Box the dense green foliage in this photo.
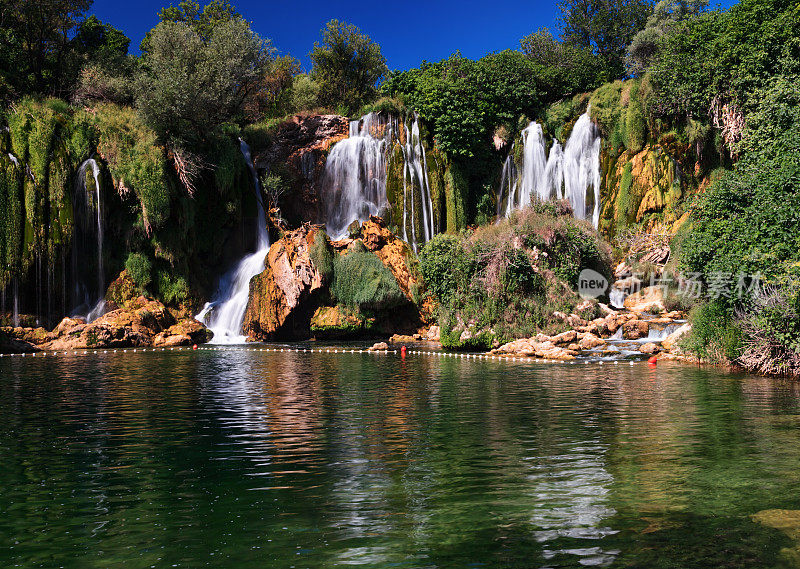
[625,0,708,76]
[382,51,542,159]
[331,249,406,311]
[648,0,800,125]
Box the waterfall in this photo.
[320,112,437,251]
[498,124,563,218]
[498,111,602,227]
[321,113,390,239]
[400,114,435,252]
[72,158,106,321]
[195,139,270,344]
[563,113,602,228]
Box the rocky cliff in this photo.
[251,114,349,229]
[242,218,426,342]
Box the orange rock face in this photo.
[243,226,327,341]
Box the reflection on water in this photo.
[1,351,800,568]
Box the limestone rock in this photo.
[368,342,389,351]
[254,114,349,226]
[153,319,211,347]
[361,217,421,304]
[492,338,576,360]
[579,333,606,350]
[390,334,416,344]
[624,285,667,313]
[661,323,691,353]
[41,297,205,350]
[639,342,660,355]
[623,319,650,340]
[310,305,371,339]
[552,330,577,345]
[243,226,327,341]
[0,328,39,353]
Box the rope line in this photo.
[0,345,636,365]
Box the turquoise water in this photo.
[2,348,800,568]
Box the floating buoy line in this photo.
[0,345,642,365]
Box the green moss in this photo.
[616,161,636,227]
[385,142,404,230]
[444,158,467,232]
[308,230,334,283]
[93,104,172,231]
[155,268,191,307]
[212,134,241,196]
[625,83,646,153]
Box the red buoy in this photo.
[401,345,407,358]
[193,344,198,350]
[648,355,658,365]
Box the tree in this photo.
[135,18,275,145]
[558,0,655,79]
[140,0,240,53]
[310,20,388,115]
[520,28,604,98]
[242,55,302,121]
[290,74,321,112]
[625,0,708,76]
[73,14,130,60]
[0,0,92,99]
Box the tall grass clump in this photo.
[331,250,406,310]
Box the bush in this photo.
[418,234,463,303]
[421,205,611,348]
[331,251,406,310]
[681,300,742,363]
[155,269,191,307]
[125,252,153,291]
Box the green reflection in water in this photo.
[0,352,798,568]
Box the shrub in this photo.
[155,269,191,307]
[681,300,742,363]
[418,234,463,303]
[125,252,153,291]
[331,251,406,310]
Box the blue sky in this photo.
[90,0,563,71]
[91,0,735,72]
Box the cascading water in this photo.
[321,113,390,239]
[563,113,602,227]
[195,139,270,344]
[320,112,437,251]
[400,114,435,252]
[498,125,564,218]
[497,111,602,227]
[72,158,106,321]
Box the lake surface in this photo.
[2,347,800,568]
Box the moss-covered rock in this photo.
[310,304,375,339]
